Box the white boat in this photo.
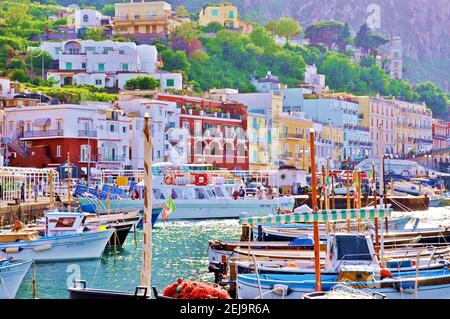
[0,259,32,299]
[77,166,295,220]
[0,212,113,262]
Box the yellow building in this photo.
[316,124,344,168]
[114,1,186,36]
[274,113,314,171]
[248,112,271,170]
[199,2,239,29]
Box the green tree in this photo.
[82,28,107,41]
[274,17,301,43]
[161,50,191,72]
[354,23,389,55]
[414,82,449,115]
[264,21,277,37]
[175,5,189,17]
[101,4,115,17]
[304,21,351,52]
[124,76,161,90]
[201,22,225,33]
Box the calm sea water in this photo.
[15,206,450,299]
[16,219,241,299]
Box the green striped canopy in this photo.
[239,208,392,225]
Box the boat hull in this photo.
[78,198,295,220]
[0,230,113,262]
[237,271,450,299]
[0,260,32,299]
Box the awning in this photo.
[239,208,392,225]
[33,118,50,127]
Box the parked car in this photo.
[14,93,51,103]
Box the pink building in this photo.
[368,96,395,155]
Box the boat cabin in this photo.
[325,233,380,272]
[44,212,89,236]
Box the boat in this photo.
[0,259,32,299]
[76,164,295,220]
[0,212,113,262]
[236,233,450,299]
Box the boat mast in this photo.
[67,152,71,212]
[309,128,321,292]
[140,113,153,297]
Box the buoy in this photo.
[380,268,393,279]
[4,247,22,253]
[33,244,51,252]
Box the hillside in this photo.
[51,0,449,89]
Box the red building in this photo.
[156,94,249,170]
[432,118,449,150]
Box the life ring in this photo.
[164,174,174,185]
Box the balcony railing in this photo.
[78,130,97,138]
[98,154,127,162]
[23,130,64,138]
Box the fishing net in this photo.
[162,278,231,299]
[325,283,376,299]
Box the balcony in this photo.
[286,133,304,140]
[78,130,97,138]
[97,154,127,162]
[23,130,64,138]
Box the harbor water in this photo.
[16,206,450,299]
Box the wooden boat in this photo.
[68,280,148,299]
[236,233,450,299]
[0,259,32,299]
[0,212,113,262]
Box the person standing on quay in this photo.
[33,181,39,202]
[20,182,25,203]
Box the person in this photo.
[134,189,140,200]
[12,217,23,232]
[232,189,239,200]
[171,189,178,199]
[267,187,273,199]
[238,187,245,199]
[20,182,25,203]
[33,181,39,202]
[257,187,263,200]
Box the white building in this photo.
[36,40,182,90]
[117,98,185,169]
[304,65,326,92]
[71,9,112,32]
[2,103,131,171]
[0,78,17,98]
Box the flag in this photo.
[162,197,176,221]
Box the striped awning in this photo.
[33,118,50,127]
[239,208,392,225]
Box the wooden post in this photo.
[309,129,321,292]
[49,171,54,210]
[32,260,36,299]
[326,157,330,210]
[107,185,111,217]
[67,153,71,211]
[140,113,153,297]
[331,175,335,210]
[372,163,380,258]
[357,170,362,233]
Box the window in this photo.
[81,144,90,162]
[55,217,76,228]
[83,15,89,23]
[98,63,105,72]
[166,79,174,87]
[56,145,61,157]
[229,10,234,18]
[211,9,219,16]
[95,79,103,86]
[183,121,190,129]
[253,117,257,129]
[65,62,72,70]
[81,63,86,69]
[26,123,31,132]
[122,126,126,133]
[121,63,128,71]
[56,120,62,131]
[55,48,62,55]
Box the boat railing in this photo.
[80,193,107,214]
